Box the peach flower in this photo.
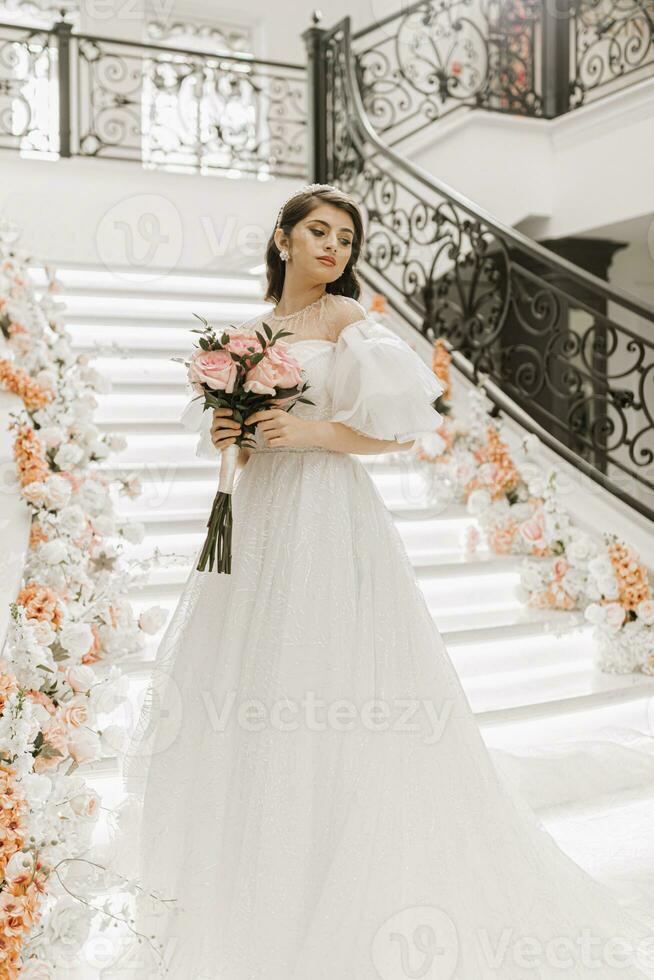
[16,583,63,629]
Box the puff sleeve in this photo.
[179,390,219,460]
[326,317,445,443]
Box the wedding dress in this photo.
[121,291,654,979]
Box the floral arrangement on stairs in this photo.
[585,535,654,674]
[402,326,654,675]
[0,222,168,977]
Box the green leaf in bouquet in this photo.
[294,396,316,405]
[262,321,272,340]
[255,330,268,348]
[192,312,210,328]
[199,338,211,350]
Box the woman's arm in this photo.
[242,407,415,456]
[312,420,415,455]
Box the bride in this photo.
[122,184,654,979]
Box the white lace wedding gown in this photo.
[122,292,654,980]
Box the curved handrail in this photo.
[323,15,654,520]
[331,16,654,322]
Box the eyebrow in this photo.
[308,218,354,236]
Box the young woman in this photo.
[124,184,654,979]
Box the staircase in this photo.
[46,263,654,972]
[53,262,654,739]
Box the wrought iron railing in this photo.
[307,15,654,520]
[0,19,307,176]
[349,0,654,147]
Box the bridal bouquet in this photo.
[184,315,314,574]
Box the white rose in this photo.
[584,603,606,625]
[589,557,613,580]
[38,425,64,449]
[597,577,619,599]
[22,481,48,506]
[106,434,128,453]
[566,535,593,562]
[30,619,55,647]
[45,896,92,949]
[78,479,108,515]
[121,521,145,544]
[17,960,52,980]
[89,439,111,460]
[65,664,96,693]
[466,488,491,516]
[520,564,544,592]
[5,849,35,881]
[69,788,100,819]
[59,621,93,658]
[56,504,86,537]
[604,603,626,629]
[19,772,52,804]
[39,539,68,565]
[138,606,168,635]
[93,514,116,537]
[67,728,101,764]
[44,474,72,509]
[73,422,99,445]
[35,369,57,389]
[54,442,84,470]
[636,599,654,625]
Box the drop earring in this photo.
[279,248,289,261]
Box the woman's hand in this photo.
[210,407,242,450]
[243,406,316,449]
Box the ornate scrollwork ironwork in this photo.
[351,0,543,146]
[570,0,654,107]
[0,23,56,152]
[325,18,654,512]
[75,35,307,176]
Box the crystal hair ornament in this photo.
[275,183,342,228]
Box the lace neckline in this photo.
[271,293,326,321]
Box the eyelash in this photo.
[311,228,352,247]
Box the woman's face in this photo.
[276,202,356,285]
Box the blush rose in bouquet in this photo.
[184,315,314,574]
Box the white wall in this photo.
[404,78,654,237]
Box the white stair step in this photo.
[92,356,186,389]
[63,293,268,324]
[30,264,263,298]
[95,392,188,423]
[69,322,193,354]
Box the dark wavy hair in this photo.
[264,186,365,304]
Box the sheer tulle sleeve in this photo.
[179,389,219,460]
[326,316,445,443]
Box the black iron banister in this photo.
[359,266,654,526]
[318,15,654,521]
[335,15,654,322]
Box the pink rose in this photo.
[519,512,546,547]
[189,349,238,392]
[604,603,626,628]
[226,334,263,366]
[243,343,303,396]
[61,696,88,728]
[553,558,569,579]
